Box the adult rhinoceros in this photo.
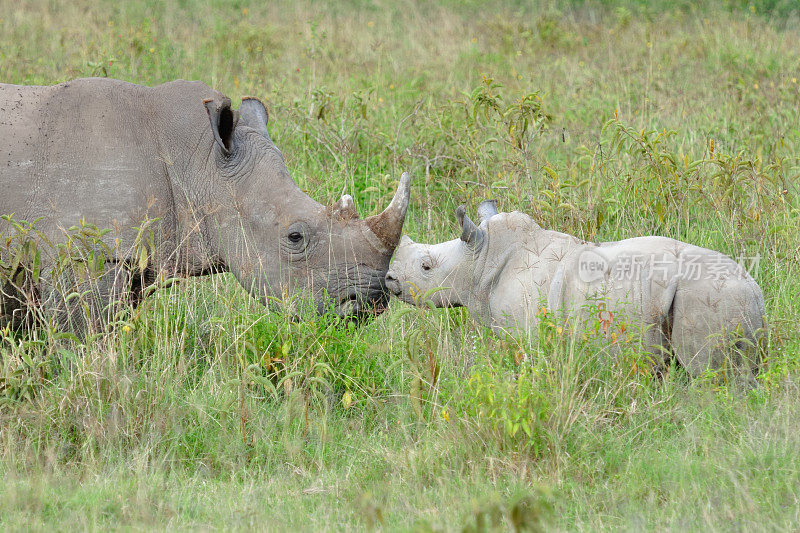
[0,77,410,331]
[385,201,765,377]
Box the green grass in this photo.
[2,0,800,530]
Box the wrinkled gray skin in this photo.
[386,202,765,376]
[0,78,410,332]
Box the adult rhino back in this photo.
[1,78,183,257]
[0,78,411,332]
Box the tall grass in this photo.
[1,0,800,529]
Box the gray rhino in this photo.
[0,78,410,331]
[386,201,765,376]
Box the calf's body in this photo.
[386,204,765,376]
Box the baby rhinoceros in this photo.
[385,201,766,377]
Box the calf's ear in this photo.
[477,199,498,223]
[456,205,485,250]
[204,97,239,154]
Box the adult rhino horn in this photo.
[456,205,484,249]
[332,194,359,220]
[365,172,411,249]
[477,199,498,223]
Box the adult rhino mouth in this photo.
[329,273,390,320]
[333,285,389,319]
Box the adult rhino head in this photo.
[198,95,411,318]
[0,78,410,328]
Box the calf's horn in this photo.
[365,172,411,248]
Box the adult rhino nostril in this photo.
[386,271,397,282]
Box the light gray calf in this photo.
[386,202,765,377]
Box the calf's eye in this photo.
[288,232,304,243]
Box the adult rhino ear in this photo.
[239,97,270,137]
[477,199,498,223]
[204,97,239,154]
[456,205,485,250]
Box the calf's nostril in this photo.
[385,271,397,282]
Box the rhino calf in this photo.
[386,201,765,376]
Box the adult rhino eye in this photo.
[421,262,431,272]
[283,222,311,258]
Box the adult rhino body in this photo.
[386,202,765,377]
[0,77,410,331]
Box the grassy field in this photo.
[2,0,800,530]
